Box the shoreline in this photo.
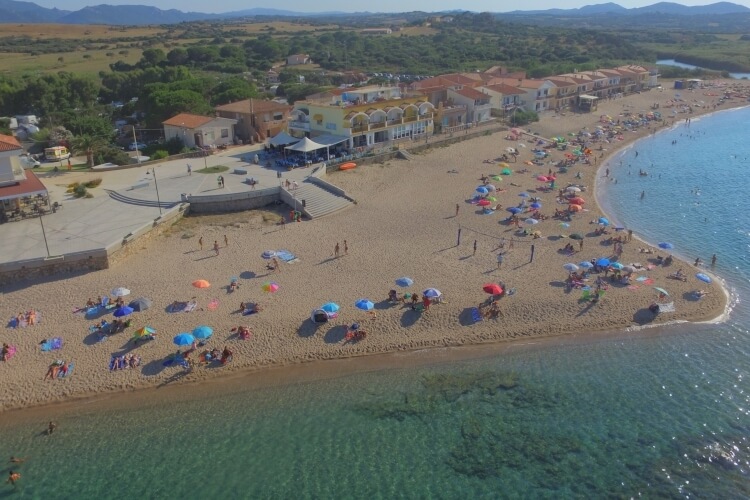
[0,80,745,415]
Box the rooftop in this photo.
[162,113,214,129]
[0,133,22,152]
[0,170,47,202]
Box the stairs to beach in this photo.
[288,181,354,219]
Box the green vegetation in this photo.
[196,165,229,174]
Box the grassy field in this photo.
[0,23,169,40]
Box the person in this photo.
[221,346,233,364]
[2,343,11,361]
[292,181,299,190]
[229,280,238,292]
[640,190,645,200]
[334,242,340,258]
[44,362,63,380]
[388,290,399,303]
[280,216,285,229]
[6,471,20,487]
[9,457,26,464]
[530,244,535,263]
[422,294,431,311]
[47,421,57,435]
[711,254,717,267]
[578,239,584,251]
[198,237,203,251]
[213,241,220,256]
[224,234,228,247]
[187,164,192,176]
[344,240,348,255]
[496,252,504,269]
[694,257,702,267]
[270,257,280,273]
[455,203,460,217]
[86,297,95,308]
[473,240,477,256]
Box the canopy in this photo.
[309,134,349,147]
[111,287,131,297]
[311,309,330,324]
[285,137,325,153]
[268,131,300,146]
[128,297,152,312]
[396,277,414,287]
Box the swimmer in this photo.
[9,457,27,463]
[6,471,21,487]
[47,421,57,435]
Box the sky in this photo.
[32,0,750,14]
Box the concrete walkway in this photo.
[0,145,312,264]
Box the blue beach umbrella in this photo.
[423,288,442,298]
[611,262,624,270]
[525,218,539,225]
[192,326,213,339]
[173,333,195,346]
[530,202,542,209]
[518,192,529,198]
[696,273,712,284]
[563,263,579,272]
[113,306,134,317]
[476,186,489,195]
[658,242,674,250]
[579,261,594,269]
[596,258,611,267]
[321,302,340,313]
[598,217,610,226]
[507,207,522,214]
[355,299,374,311]
[395,277,414,288]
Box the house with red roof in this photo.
[162,113,238,149]
[0,134,51,223]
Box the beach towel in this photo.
[2,345,16,361]
[636,276,648,282]
[470,307,483,324]
[627,285,640,291]
[658,302,675,313]
[41,337,63,352]
[643,278,655,285]
[58,362,74,378]
[184,301,198,312]
[207,298,219,311]
[276,250,298,263]
[168,302,187,313]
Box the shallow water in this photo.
[2,107,750,498]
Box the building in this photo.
[0,134,50,223]
[361,28,392,35]
[215,99,292,143]
[162,113,237,149]
[479,83,525,115]
[287,54,311,66]
[447,87,492,123]
[288,85,435,149]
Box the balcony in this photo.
[288,120,310,131]
[370,121,386,130]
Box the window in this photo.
[325,122,337,130]
[221,129,229,138]
[273,113,283,121]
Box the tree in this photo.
[71,134,107,168]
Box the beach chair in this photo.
[470,307,483,324]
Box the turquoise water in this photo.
[3,108,750,498]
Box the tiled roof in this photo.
[215,99,291,114]
[0,133,22,152]
[162,113,214,128]
[483,83,525,95]
[0,170,47,202]
[454,87,489,100]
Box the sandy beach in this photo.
[1,79,746,412]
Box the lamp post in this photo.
[132,126,141,164]
[149,168,162,215]
[39,213,51,258]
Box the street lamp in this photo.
[39,213,51,258]
[149,168,163,215]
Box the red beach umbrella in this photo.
[483,283,503,295]
[477,199,492,207]
[569,197,586,205]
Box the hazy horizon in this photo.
[30,0,750,14]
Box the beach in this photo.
[1,80,744,412]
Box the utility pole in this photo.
[132,126,141,164]
[150,169,162,215]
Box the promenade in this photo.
[0,145,310,264]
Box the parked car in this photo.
[128,142,147,151]
[19,154,41,168]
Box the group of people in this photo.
[43,360,70,380]
[110,354,141,371]
[197,346,233,365]
[12,309,37,327]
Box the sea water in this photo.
[2,107,750,498]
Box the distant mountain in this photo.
[0,1,748,25]
[506,1,749,16]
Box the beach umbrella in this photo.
[492,175,502,181]
[563,263,579,272]
[611,262,624,270]
[128,297,152,312]
[596,258,610,267]
[173,333,195,346]
[477,199,492,207]
[579,261,594,269]
[568,204,583,212]
[598,217,610,226]
[396,277,414,288]
[483,283,503,295]
[321,302,340,313]
[658,242,674,250]
[622,265,636,274]
[498,162,510,168]
[530,202,542,209]
[518,192,529,198]
[486,184,497,192]
[569,197,585,205]
[132,326,156,339]
[230,276,239,283]
[111,287,131,297]
[487,196,497,202]
[262,282,279,293]
[355,299,374,311]
[476,186,489,195]
[654,287,670,297]
[569,233,583,240]
[261,250,277,259]
[566,186,581,193]
[502,168,512,175]
[423,288,442,298]
[525,218,539,225]
[113,306,134,317]
[192,279,211,289]
[537,175,548,182]
[696,273,712,284]
[192,325,213,340]
[507,207,522,214]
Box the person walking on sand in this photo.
[529,244,535,264]
[187,164,192,176]
[224,235,228,247]
[473,240,477,256]
[213,241,220,256]
[344,240,348,255]
[455,203,460,217]
[334,242,340,258]
[497,252,504,269]
[198,237,203,251]
[578,239,584,251]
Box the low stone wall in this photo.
[107,204,188,267]
[0,250,109,286]
[187,187,280,214]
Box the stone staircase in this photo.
[289,181,354,219]
[397,150,416,161]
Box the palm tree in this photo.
[71,134,106,169]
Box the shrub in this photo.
[151,150,169,160]
[66,182,80,193]
[84,178,102,188]
[74,184,88,198]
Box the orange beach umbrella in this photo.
[192,279,211,288]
